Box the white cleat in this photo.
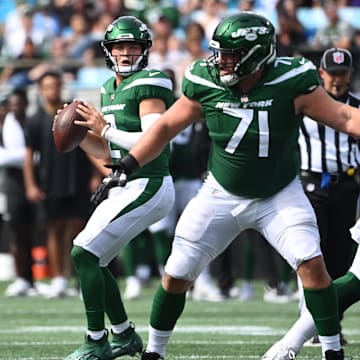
[124,276,142,300]
[46,276,68,298]
[238,282,255,301]
[191,280,224,302]
[263,285,292,304]
[262,341,298,360]
[4,278,32,297]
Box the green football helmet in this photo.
[100,16,152,76]
[208,12,276,86]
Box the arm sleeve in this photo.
[104,113,162,150]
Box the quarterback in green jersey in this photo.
[59,16,175,360]
[76,12,360,360]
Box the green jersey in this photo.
[182,57,320,198]
[101,69,174,181]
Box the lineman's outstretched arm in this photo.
[129,94,203,166]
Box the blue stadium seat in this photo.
[0,0,36,23]
[296,7,327,42]
[338,7,360,29]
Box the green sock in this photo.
[152,230,171,266]
[71,246,105,331]
[122,231,151,276]
[102,267,128,325]
[122,235,141,276]
[335,272,360,314]
[303,283,339,336]
[136,229,152,264]
[150,285,186,330]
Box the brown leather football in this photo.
[53,100,88,153]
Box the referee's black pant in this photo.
[300,170,359,280]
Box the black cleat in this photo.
[141,350,164,360]
[324,349,346,360]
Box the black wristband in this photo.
[120,153,140,175]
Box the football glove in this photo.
[90,153,139,206]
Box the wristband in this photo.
[120,153,140,175]
[101,123,111,138]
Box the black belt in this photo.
[300,170,355,183]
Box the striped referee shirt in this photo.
[298,91,360,174]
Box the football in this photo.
[53,100,88,153]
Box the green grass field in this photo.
[0,279,359,360]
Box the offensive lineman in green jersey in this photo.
[60,16,175,360]
[74,12,360,360]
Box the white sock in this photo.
[297,275,306,314]
[111,320,131,334]
[281,309,316,352]
[318,334,341,355]
[87,329,105,340]
[146,325,173,357]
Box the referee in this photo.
[298,48,360,344]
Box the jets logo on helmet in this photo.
[231,26,271,39]
[208,12,276,86]
[101,16,152,76]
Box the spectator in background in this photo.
[95,0,128,19]
[312,1,354,50]
[62,12,93,59]
[87,12,116,47]
[27,36,78,85]
[0,96,9,278]
[0,89,37,297]
[190,0,227,43]
[149,10,181,49]
[351,29,360,53]
[148,34,183,74]
[1,3,46,59]
[276,0,307,56]
[51,0,74,31]
[176,0,201,26]
[0,37,43,88]
[237,0,255,12]
[75,44,113,89]
[255,0,280,12]
[338,0,360,6]
[175,22,210,94]
[31,0,61,57]
[147,10,183,73]
[23,70,95,298]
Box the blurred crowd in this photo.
[0,0,360,301]
[1,0,360,95]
